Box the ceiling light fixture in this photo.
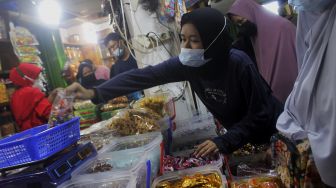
[38,0,62,26]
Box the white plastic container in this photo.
[173,113,218,150]
[100,132,163,179]
[151,166,228,188]
[59,171,136,188]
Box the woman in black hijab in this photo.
[76,59,106,89]
[67,8,282,157]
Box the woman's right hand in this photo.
[65,82,95,100]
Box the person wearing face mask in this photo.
[228,0,298,104]
[104,32,142,100]
[9,63,58,131]
[66,8,283,157]
[76,60,108,89]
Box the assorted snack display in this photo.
[230,176,282,188]
[133,95,167,117]
[15,46,40,56]
[163,153,220,172]
[74,100,99,128]
[48,90,75,127]
[233,143,269,157]
[1,91,295,188]
[100,96,129,120]
[19,55,43,65]
[107,109,161,136]
[0,81,8,104]
[155,173,223,188]
[74,100,96,110]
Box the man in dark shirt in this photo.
[104,32,142,100]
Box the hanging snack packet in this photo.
[48,90,75,127]
[132,94,168,117]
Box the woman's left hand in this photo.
[194,140,219,158]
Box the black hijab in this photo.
[77,60,106,89]
[181,8,233,78]
[181,7,233,61]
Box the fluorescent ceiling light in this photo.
[83,22,97,44]
[38,0,62,26]
[262,1,279,15]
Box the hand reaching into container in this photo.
[194,140,219,158]
[65,82,95,100]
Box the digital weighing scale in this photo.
[0,142,97,188]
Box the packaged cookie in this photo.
[106,109,161,136]
[48,90,75,127]
[132,94,169,117]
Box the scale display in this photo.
[0,142,97,188]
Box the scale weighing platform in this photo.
[0,142,97,188]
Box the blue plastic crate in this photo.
[0,117,80,170]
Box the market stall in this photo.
[1,0,327,187]
[0,92,285,188]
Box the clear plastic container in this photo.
[162,149,224,174]
[69,149,148,188]
[72,149,144,176]
[80,120,108,135]
[59,171,135,188]
[173,113,218,150]
[151,166,228,188]
[100,132,163,179]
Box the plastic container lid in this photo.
[100,132,162,153]
[59,171,135,188]
[65,148,148,188]
[174,113,215,133]
[80,120,108,135]
[71,148,146,177]
[99,132,163,180]
[173,113,217,149]
[151,166,228,188]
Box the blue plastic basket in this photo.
[0,117,80,170]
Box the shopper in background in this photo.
[9,63,58,131]
[61,62,76,85]
[76,59,109,89]
[104,32,142,101]
[66,8,283,158]
[276,0,336,187]
[228,0,298,104]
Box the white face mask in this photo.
[178,17,227,67]
[113,47,124,58]
[179,48,208,67]
[33,75,46,92]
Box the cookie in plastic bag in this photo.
[48,90,75,127]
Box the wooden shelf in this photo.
[63,43,84,47]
